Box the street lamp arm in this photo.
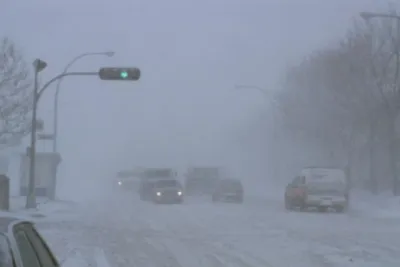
[64,53,98,73]
[52,51,114,154]
[360,12,400,21]
[55,52,114,97]
[37,71,99,103]
[235,84,269,95]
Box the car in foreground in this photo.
[0,214,59,267]
[150,179,184,204]
[212,178,244,203]
[284,167,348,212]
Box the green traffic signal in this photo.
[98,67,141,81]
[120,71,128,79]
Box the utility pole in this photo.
[234,84,280,178]
[26,59,47,209]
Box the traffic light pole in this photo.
[25,71,98,209]
[25,67,40,208]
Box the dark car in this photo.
[0,215,59,267]
[150,179,184,204]
[212,179,244,203]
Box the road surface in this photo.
[38,191,400,267]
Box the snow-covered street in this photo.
[34,190,400,267]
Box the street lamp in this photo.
[26,59,47,209]
[234,84,269,96]
[360,12,400,21]
[234,84,280,178]
[52,51,115,153]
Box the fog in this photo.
[1,0,392,200]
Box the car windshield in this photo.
[0,234,13,267]
[155,180,179,188]
[191,168,219,178]
[144,169,173,178]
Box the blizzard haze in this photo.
[1,0,392,199]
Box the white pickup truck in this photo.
[285,167,349,212]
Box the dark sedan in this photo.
[212,178,244,203]
[151,179,184,204]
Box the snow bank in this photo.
[7,196,80,221]
[351,190,400,219]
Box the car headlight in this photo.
[118,181,122,185]
[177,191,182,196]
[156,192,161,196]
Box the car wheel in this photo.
[335,205,345,213]
[318,206,327,212]
[299,202,307,211]
[285,198,293,210]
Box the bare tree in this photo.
[0,37,32,148]
[365,11,400,195]
[275,8,400,194]
[275,22,380,190]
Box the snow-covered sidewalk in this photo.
[350,190,400,219]
[8,196,80,220]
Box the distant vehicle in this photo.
[0,215,59,267]
[212,178,244,203]
[115,169,143,192]
[284,167,348,212]
[150,179,184,204]
[141,168,177,180]
[184,167,221,196]
[139,168,178,200]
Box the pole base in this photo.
[25,195,37,209]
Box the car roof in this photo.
[155,179,179,183]
[302,166,343,170]
[219,178,241,183]
[0,215,28,233]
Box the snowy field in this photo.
[36,189,400,267]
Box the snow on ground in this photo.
[350,190,400,219]
[59,189,400,267]
[8,197,96,267]
[21,188,400,267]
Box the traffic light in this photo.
[98,67,141,81]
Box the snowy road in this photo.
[39,191,400,267]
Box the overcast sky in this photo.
[0,0,394,196]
